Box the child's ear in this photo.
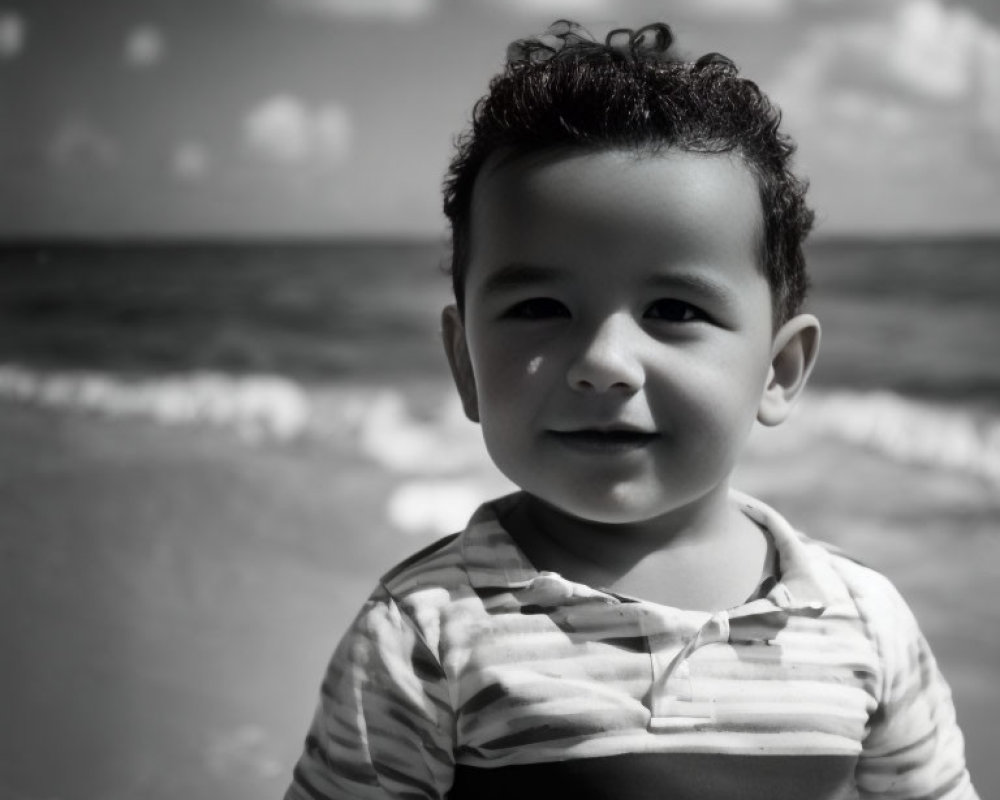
[757,313,821,427]
[441,305,480,423]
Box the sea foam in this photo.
[2,363,998,485]
[800,391,1000,484]
[0,364,309,441]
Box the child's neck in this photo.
[499,485,773,612]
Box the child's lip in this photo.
[547,428,660,452]
[551,424,658,435]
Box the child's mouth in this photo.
[549,429,659,453]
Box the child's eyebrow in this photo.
[644,272,736,304]
[477,263,565,296]
[477,263,738,305]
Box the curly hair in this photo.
[442,21,814,326]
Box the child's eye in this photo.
[644,299,706,323]
[502,298,571,320]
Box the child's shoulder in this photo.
[378,530,467,598]
[798,533,892,589]
[376,497,516,604]
[795,531,921,630]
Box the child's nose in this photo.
[566,313,645,394]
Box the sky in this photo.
[1,0,999,239]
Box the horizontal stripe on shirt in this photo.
[449,752,860,800]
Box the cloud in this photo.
[491,0,615,15]
[47,120,119,169]
[0,10,25,59]
[171,141,210,181]
[673,0,792,19]
[784,0,1000,103]
[762,0,1000,231]
[978,27,1000,137]
[274,0,434,20]
[885,0,985,98]
[242,95,352,166]
[124,24,165,67]
[770,0,1000,162]
[491,0,802,22]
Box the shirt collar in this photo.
[460,494,539,591]
[460,490,850,614]
[729,489,850,611]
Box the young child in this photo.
[285,21,978,800]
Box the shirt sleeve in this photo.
[284,584,456,800]
[854,575,979,800]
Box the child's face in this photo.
[445,147,805,527]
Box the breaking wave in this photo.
[1,363,998,484]
[795,391,1000,484]
[0,364,310,441]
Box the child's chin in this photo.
[544,489,671,527]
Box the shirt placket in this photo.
[641,597,813,732]
[645,610,728,730]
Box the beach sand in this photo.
[2,391,997,800]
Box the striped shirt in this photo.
[285,491,978,800]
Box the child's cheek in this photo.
[485,343,541,384]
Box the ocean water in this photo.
[0,240,453,379]
[1,238,999,487]
[2,237,999,390]
[3,239,999,800]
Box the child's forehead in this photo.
[468,145,764,273]
[478,143,757,188]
